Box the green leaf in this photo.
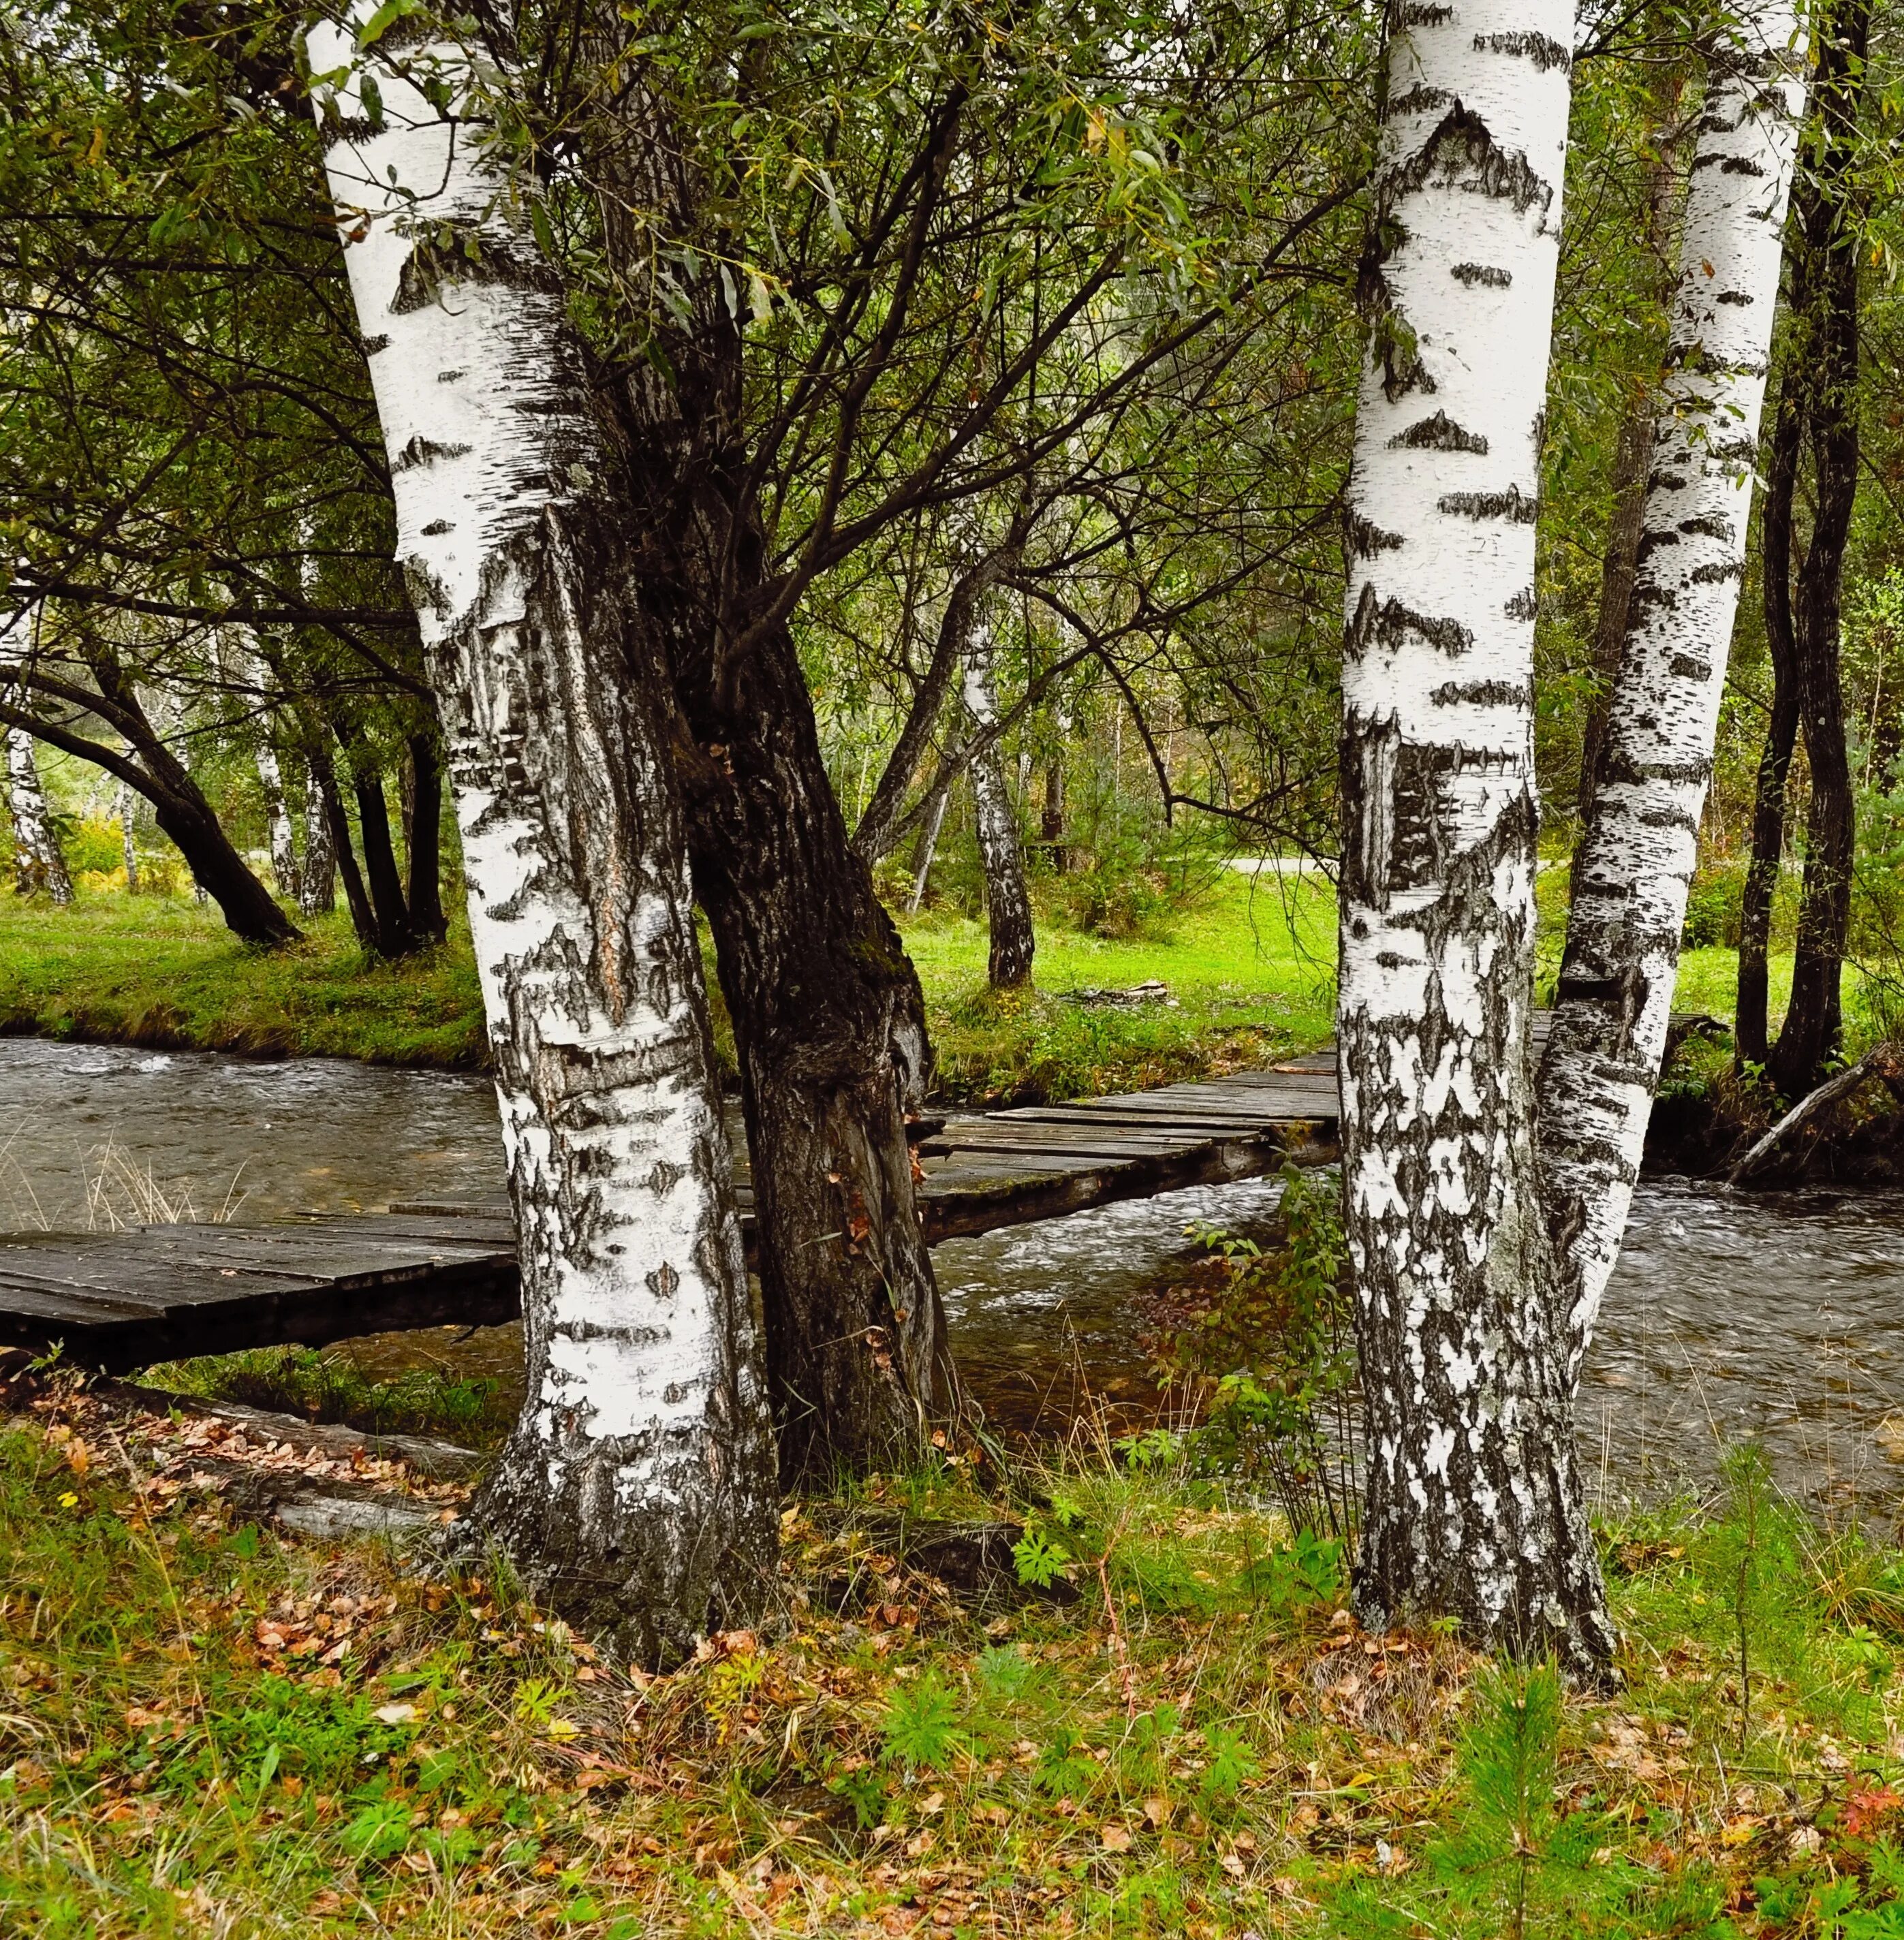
[356,0,427,52]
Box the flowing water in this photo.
[3,1035,1901,1509]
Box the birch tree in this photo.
[1337,0,1612,1671]
[308,16,775,1662]
[963,607,1036,990]
[4,725,72,903]
[1539,0,1805,1373]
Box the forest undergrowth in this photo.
[7,1175,1904,1937]
[5,1364,1904,1939]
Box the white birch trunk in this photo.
[1538,3,1805,1379]
[1337,1,1611,1669]
[309,20,775,1661]
[905,785,949,913]
[117,781,139,892]
[961,612,1035,988]
[255,739,301,905]
[6,727,73,905]
[299,770,336,914]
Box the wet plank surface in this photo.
[0,1050,1356,1370]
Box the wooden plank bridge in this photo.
[0,1052,1343,1373]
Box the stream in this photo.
[3,1035,1900,1511]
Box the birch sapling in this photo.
[308,15,775,1663]
[1538,0,1805,1375]
[962,605,1035,990]
[1337,0,1611,1670]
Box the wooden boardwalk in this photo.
[0,1057,1341,1373]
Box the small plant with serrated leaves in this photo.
[881,1671,962,1771]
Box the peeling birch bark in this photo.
[1337,0,1611,1671]
[5,726,72,904]
[309,20,775,1662]
[962,608,1035,990]
[1538,0,1805,1375]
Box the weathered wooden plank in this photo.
[0,1052,1359,1368]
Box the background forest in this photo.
[7,0,1903,1110]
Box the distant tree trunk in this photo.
[116,781,138,892]
[1539,0,1806,1372]
[313,23,775,1663]
[906,782,950,913]
[1574,76,1687,822]
[347,753,420,958]
[963,610,1034,990]
[307,742,376,949]
[255,740,301,905]
[5,727,73,904]
[1770,0,1870,1095]
[1337,1,1612,1675]
[1041,749,1067,871]
[298,769,336,916]
[405,730,448,944]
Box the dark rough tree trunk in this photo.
[1337,0,1613,1676]
[650,526,963,1479]
[595,110,966,1484]
[315,29,777,1663]
[405,730,448,944]
[0,661,296,945]
[1769,0,1869,1095]
[308,742,378,952]
[962,606,1035,990]
[349,757,420,958]
[1736,370,1805,1069]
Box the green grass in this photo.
[0,888,485,1068]
[0,871,1845,1103]
[901,869,1338,1104]
[9,1380,1904,1937]
[0,872,1339,1100]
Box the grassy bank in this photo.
[0,893,486,1069]
[0,873,1340,1099]
[911,871,1337,1104]
[0,873,1823,1102]
[7,1373,1904,1937]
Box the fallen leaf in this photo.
[1101,1823,1132,1852]
[373,1703,418,1725]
